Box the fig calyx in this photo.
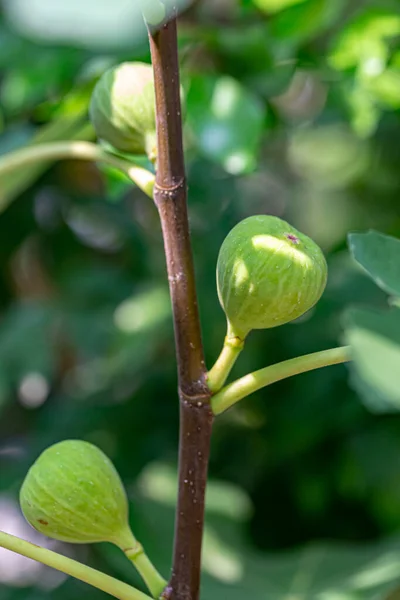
[217,215,327,339]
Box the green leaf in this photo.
[270,0,346,42]
[186,75,265,175]
[329,7,400,71]
[288,126,369,189]
[348,230,400,297]
[0,302,56,385]
[344,307,400,413]
[344,81,382,138]
[364,67,400,109]
[253,0,307,14]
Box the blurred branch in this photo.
[0,531,152,600]
[0,116,93,212]
[212,346,352,415]
[0,141,155,199]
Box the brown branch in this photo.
[148,10,213,600]
[148,12,206,396]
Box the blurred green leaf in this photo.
[329,8,400,136]
[253,0,307,14]
[364,68,400,109]
[344,82,381,138]
[114,287,171,335]
[349,230,400,297]
[0,302,56,385]
[270,0,346,42]
[186,75,265,174]
[288,126,369,189]
[329,8,400,71]
[344,307,400,413]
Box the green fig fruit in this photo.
[89,62,157,159]
[20,440,134,550]
[217,215,327,339]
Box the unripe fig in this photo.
[20,440,134,550]
[217,215,327,339]
[89,62,157,159]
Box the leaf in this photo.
[270,0,346,42]
[186,75,266,175]
[253,0,307,14]
[348,230,400,297]
[329,7,400,71]
[364,68,400,109]
[288,126,369,189]
[0,302,57,385]
[344,307,400,413]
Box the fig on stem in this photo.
[217,215,327,340]
[20,440,167,597]
[89,62,157,160]
[20,440,134,548]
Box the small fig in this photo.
[89,62,157,159]
[20,440,134,550]
[217,215,327,339]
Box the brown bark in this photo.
[148,10,213,600]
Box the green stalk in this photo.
[0,530,151,600]
[207,326,245,393]
[0,141,155,198]
[123,539,167,599]
[211,346,352,415]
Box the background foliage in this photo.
[0,0,400,598]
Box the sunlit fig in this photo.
[20,440,135,550]
[89,62,157,159]
[217,215,327,339]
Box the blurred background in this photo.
[0,0,400,598]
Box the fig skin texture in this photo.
[89,62,156,157]
[20,440,134,549]
[217,215,328,339]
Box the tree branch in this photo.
[148,10,213,600]
[148,16,207,394]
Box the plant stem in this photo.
[148,17,207,392]
[125,546,167,598]
[212,346,352,415]
[0,141,155,197]
[207,328,245,393]
[0,530,151,600]
[148,11,212,600]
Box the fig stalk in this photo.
[0,530,152,600]
[211,346,352,415]
[207,326,244,393]
[0,141,155,197]
[125,547,167,599]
